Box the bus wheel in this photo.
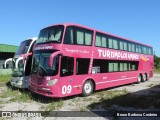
[82,80,94,97]
[142,73,147,82]
[137,74,142,83]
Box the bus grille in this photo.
[31,76,45,85]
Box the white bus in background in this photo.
[8,37,37,88]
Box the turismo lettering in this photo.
[98,49,139,60]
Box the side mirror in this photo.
[4,58,12,68]
[49,51,62,68]
[15,57,23,68]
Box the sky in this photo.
[0,0,159,56]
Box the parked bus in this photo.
[28,23,154,98]
[10,37,37,88]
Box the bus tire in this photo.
[82,80,94,97]
[142,73,147,82]
[137,74,142,83]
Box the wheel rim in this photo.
[84,81,92,94]
[143,74,147,81]
[138,75,141,82]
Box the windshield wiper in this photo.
[36,40,61,45]
[45,40,61,43]
[38,65,47,77]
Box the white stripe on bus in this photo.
[73,85,81,88]
[96,77,137,85]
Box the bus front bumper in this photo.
[10,77,28,89]
[28,82,60,98]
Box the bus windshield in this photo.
[31,50,59,76]
[12,59,24,77]
[15,40,31,55]
[36,25,64,44]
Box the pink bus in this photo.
[28,23,154,98]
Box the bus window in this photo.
[124,63,127,71]
[108,38,118,49]
[76,58,90,75]
[108,62,118,72]
[95,33,107,48]
[76,28,92,45]
[37,25,64,44]
[64,27,74,44]
[131,44,135,52]
[93,59,108,73]
[85,32,92,45]
[147,47,152,55]
[136,44,142,53]
[60,56,74,77]
[77,30,84,45]
[64,26,93,46]
[131,62,138,71]
[128,43,132,52]
[142,46,147,54]
[95,35,101,47]
[120,63,124,71]
[120,41,127,51]
[119,41,123,50]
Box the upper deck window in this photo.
[15,39,31,55]
[95,33,107,48]
[147,47,153,55]
[64,26,93,46]
[128,43,135,52]
[119,41,127,51]
[142,46,147,54]
[36,25,64,44]
[136,44,142,53]
[108,38,118,49]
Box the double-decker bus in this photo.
[10,37,37,88]
[28,23,154,98]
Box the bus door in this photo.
[59,56,74,96]
[24,41,35,77]
[24,55,32,76]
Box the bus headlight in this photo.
[47,79,58,86]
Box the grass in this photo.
[0,74,65,115]
[0,89,19,98]
[0,75,33,103]
[0,74,12,82]
[95,88,128,100]
[83,97,94,102]
[0,74,12,87]
[0,88,33,103]
[44,100,64,111]
[99,90,128,102]
[89,89,128,110]
[9,91,33,102]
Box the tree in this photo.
[154,55,160,69]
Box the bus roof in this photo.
[42,23,152,48]
[21,37,37,43]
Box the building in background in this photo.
[0,44,18,69]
